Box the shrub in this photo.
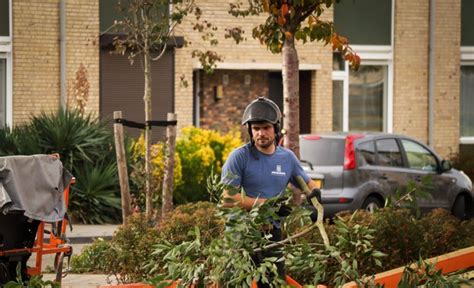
[70,238,117,273]
[158,201,224,246]
[71,202,224,283]
[128,135,183,211]
[450,151,474,183]
[174,127,242,203]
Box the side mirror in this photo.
[440,160,452,173]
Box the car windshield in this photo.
[300,138,345,166]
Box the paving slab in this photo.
[43,273,113,288]
[27,224,121,272]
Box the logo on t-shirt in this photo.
[271,164,286,176]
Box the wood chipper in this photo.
[0,154,74,285]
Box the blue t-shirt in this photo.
[221,143,310,199]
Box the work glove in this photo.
[276,203,292,217]
[273,197,292,217]
[306,188,321,223]
[306,188,322,206]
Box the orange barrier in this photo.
[342,246,474,288]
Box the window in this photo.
[334,0,391,45]
[0,0,11,127]
[349,65,387,131]
[376,139,403,167]
[0,0,9,38]
[357,140,376,166]
[299,138,345,166]
[461,66,474,137]
[332,0,393,132]
[460,0,474,143]
[0,58,5,126]
[401,139,437,171]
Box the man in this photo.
[221,97,320,287]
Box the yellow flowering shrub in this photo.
[129,135,183,209]
[175,126,242,203]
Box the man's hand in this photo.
[307,188,322,205]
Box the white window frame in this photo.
[0,0,12,127]
[332,0,394,133]
[460,47,474,144]
[332,46,393,133]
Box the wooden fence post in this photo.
[113,111,132,224]
[161,113,177,218]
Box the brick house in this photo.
[0,0,473,158]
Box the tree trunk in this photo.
[161,113,177,218]
[281,36,300,158]
[144,51,153,218]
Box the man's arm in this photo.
[222,189,266,211]
[306,179,321,191]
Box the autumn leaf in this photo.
[281,3,289,16]
[277,15,286,25]
[262,0,270,12]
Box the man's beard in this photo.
[254,137,274,149]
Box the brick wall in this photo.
[13,0,60,124]
[66,0,100,115]
[393,0,430,143]
[432,0,461,158]
[12,0,99,125]
[174,0,333,134]
[199,70,268,137]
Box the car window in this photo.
[357,141,376,166]
[376,139,403,167]
[300,138,345,166]
[401,139,437,171]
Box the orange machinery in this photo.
[0,178,75,284]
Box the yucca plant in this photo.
[0,125,41,156]
[0,109,122,224]
[28,109,114,171]
[69,160,122,224]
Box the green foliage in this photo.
[128,135,183,211]
[69,161,121,224]
[451,152,474,184]
[70,180,474,286]
[4,263,59,288]
[398,257,470,287]
[0,125,41,156]
[105,213,161,283]
[127,127,241,209]
[71,214,160,283]
[287,211,385,286]
[70,238,117,273]
[27,109,114,170]
[158,201,223,246]
[0,109,121,224]
[151,198,288,287]
[227,1,360,68]
[174,126,242,203]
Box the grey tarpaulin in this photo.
[0,155,73,222]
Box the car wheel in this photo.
[452,194,470,220]
[362,196,383,213]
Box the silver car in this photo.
[299,132,474,219]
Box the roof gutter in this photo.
[59,0,67,110]
[428,0,435,146]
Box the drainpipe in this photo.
[59,0,67,110]
[428,0,435,147]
